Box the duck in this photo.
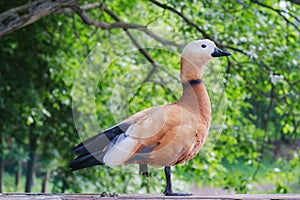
[70,39,231,196]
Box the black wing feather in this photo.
[70,122,132,171]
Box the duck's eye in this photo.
[201,44,207,48]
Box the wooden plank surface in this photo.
[1,193,300,200]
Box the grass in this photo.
[3,172,44,193]
[223,155,300,194]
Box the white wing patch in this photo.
[103,136,138,166]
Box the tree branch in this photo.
[250,0,300,32]
[71,4,183,48]
[0,0,79,37]
[0,0,184,48]
[71,6,143,30]
[149,0,213,41]
[101,5,158,84]
[148,0,248,55]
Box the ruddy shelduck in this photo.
[70,39,231,196]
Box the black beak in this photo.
[211,47,231,57]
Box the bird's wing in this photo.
[102,105,171,166]
[103,104,201,167]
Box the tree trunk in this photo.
[61,179,67,193]
[0,156,4,193]
[0,132,4,193]
[25,134,38,192]
[32,166,36,187]
[41,171,50,193]
[15,159,22,191]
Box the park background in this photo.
[0,0,299,194]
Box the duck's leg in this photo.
[163,166,192,196]
[139,164,150,177]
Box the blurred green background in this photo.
[0,0,299,194]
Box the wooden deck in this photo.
[1,193,300,200]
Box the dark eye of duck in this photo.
[201,44,207,48]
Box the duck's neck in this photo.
[180,57,205,81]
[179,57,211,126]
[179,78,211,127]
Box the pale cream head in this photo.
[181,39,217,67]
[180,39,231,82]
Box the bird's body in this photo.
[70,39,231,196]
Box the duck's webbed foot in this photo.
[163,166,192,196]
[163,189,192,196]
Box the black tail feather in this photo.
[70,122,132,171]
[70,154,104,171]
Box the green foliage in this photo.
[1,0,299,194]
